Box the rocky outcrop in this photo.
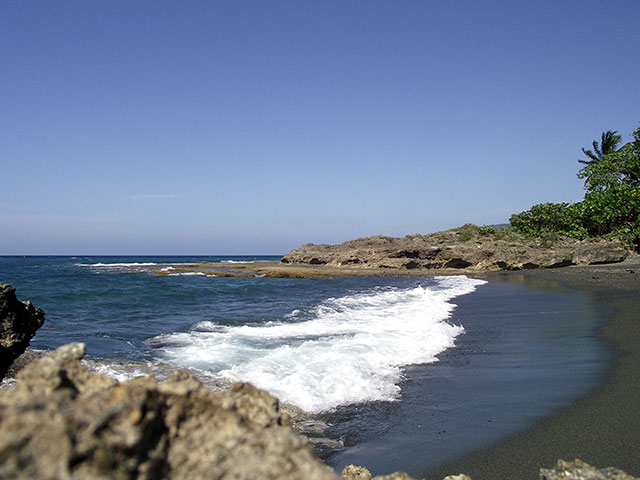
[342,464,373,479]
[280,228,629,272]
[540,459,639,480]
[0,343,336,480]
[340,465,415,480]
[0,284,45,380]
[1,344,638,480]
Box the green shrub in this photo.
[579,184,640,247]
[540,231,559,247]
[477,225,497,236]
[458,228,476,242]
[510,124,640,251]
[509,202,581,237]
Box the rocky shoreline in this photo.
[119,227,631,280]
[3,342,636,480]
[2,279,639,479]
[280,227,630,273]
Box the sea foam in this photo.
[78,262,158,267]
[149,275,486,413]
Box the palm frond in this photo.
[580,147,599,164]
[601,130,622,155]
[593,140,602,159]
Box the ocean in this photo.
[0,255,612,478]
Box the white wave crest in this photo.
[168,272,209,276]
[77,262,158,267]
[149,275,486,413]
[88,363,149,382]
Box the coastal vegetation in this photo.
[509,124,640,250]
[278,127,638,274]
[453,223,523,243]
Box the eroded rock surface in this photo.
[0,343,336,480]
[342,464,373,480]
[281,230,629,272]
[0,284,45,380]
[540,459,639,480]
[2,345,637,480]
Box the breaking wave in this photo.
[148,275,486,412]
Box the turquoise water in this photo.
[0,256,612,477]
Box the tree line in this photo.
[509,124,640,250]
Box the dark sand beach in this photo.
[425,256,640,479]
[2,255,638,479]
[153,255,640,478]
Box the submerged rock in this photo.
[0,284,45,380]
[540,459,639,480]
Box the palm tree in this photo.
[579,130,622,165]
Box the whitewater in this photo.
[149,275,485,412]
[0,256,612,477]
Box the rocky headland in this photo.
[280,226,630,273]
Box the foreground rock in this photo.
[0,284,45,380]
[1,344,638,480]
[281,227,629,272]
[340,464,414,480]
[0,343,336,480]
[540,459,639,480]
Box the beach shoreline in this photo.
[3,256,639,479]
[424,256,640,479]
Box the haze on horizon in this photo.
[2,1,639,255]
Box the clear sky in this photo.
[2,1,639,255]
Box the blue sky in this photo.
[2,1,639,254]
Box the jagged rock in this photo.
[372,473,415,480]
[342,464,372,480]
[443,475,472,480]
[0,343,337,480]
[3,349,43,379]
[4,346,634,480]
[341,465,419,480]
[540,459,639,480]
[294,419,332,436]
[280,230,629,272]
[307,436,344,449]
[0,284,45,380]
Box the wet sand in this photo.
[426,256,640,479]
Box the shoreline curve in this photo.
[425,256,640,479]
